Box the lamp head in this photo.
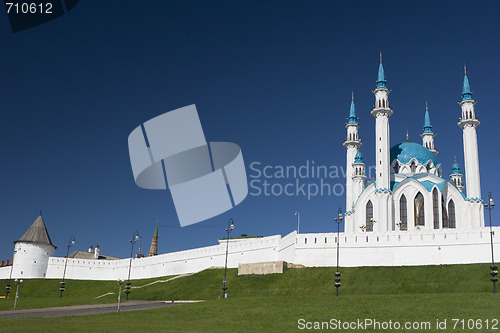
[490,198,495,207]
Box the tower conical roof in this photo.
[15,214,56,248]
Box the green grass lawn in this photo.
[0,264,498,332]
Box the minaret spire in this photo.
[421,101,437,155]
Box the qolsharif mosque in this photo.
[0,57,498,281]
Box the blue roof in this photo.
[462,74,473,101]
[390,141,440,167]
[354,152,364,163]
[423,110,433,133]
[451,162,461,174]
[376,63,387,89]
[348,100,358,124]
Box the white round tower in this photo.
[12,214,56,279]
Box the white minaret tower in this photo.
[343,92,361,212]
[421,102,438,155]
[370,53,393,233]
[458,66,481,200]
[371,53,393,191]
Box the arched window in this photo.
[414,192,425,226]
[366,200,374,232]
[448,200,456,228]
[411,161,416,173]
[441,195,449,228]
[433,188,439,229]
[400,195,407,230]
[394,162,399,174]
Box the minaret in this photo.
[458,66,481,200]
[370,53,393,233]
[421,102,437,155]
[352,152,366,203]
[343,92,361,212]
[449,158,464,192]
[371,53,393,191]
[148,220,159,257]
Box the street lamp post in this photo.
[484,192,497,294]
[13,279,22,310]
[222,218,234,299]
[5,251,15,298]
[117,280,124,312]
[295,212,300,234]
[60,236,75,297]
[333,208,343,297]
[126,231,139,300]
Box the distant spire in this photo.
[148,220,159,257]
[352,90,354,101]
[423,103,433,133]
[376,52,387,89]
[462,65,473,101]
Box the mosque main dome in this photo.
[390,141,440,168]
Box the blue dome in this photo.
[451,162,461,174]
[354,152,364,163]
[390,142,440,167]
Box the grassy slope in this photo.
[0,264,498,332]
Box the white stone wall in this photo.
[294,227,500,267]
[8,228,500,281]
[0,266,12,279]
[45,235,281,280]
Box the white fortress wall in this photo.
[0,266,12,279]
[45,235,281,280]
[278,230,297,263]
[293,227,500,267]
[29,227,500,281]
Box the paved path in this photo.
[0,300,200,319]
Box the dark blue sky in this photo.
[1,1,499,259]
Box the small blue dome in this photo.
[390,142,440,167]
[354,152,364,163]
[451,162,461,174]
